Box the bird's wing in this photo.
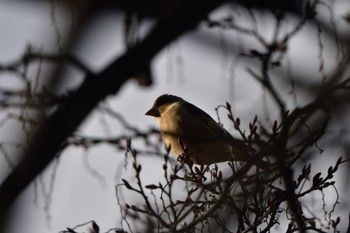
[182,101,233,140]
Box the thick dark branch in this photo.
[104,0,303,19]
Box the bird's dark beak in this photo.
[145,108,160,117]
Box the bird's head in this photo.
[145,94,183,118]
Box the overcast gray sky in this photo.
[1,1,350,232]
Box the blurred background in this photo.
[0,0,350,232]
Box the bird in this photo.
[145,94,266,167]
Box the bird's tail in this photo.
[230,139,270,169]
